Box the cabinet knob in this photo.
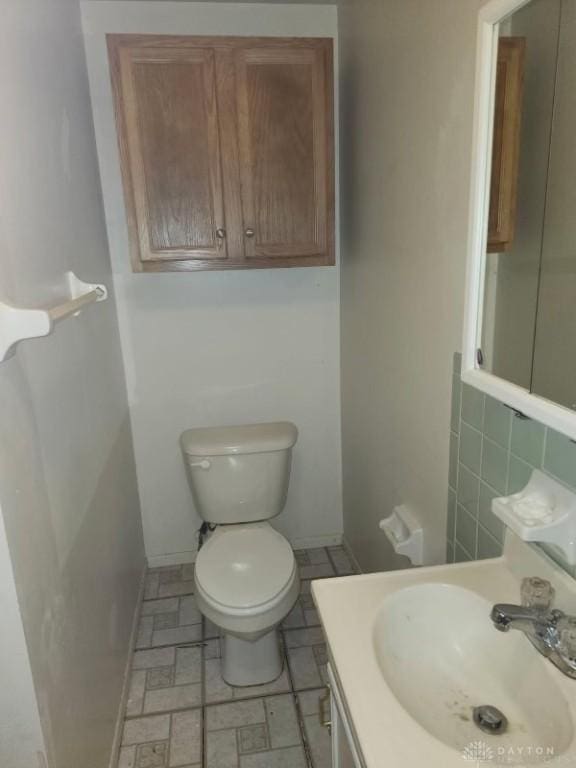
[244,227,255,238]
[216,228,226,239]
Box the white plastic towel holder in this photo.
[0,271,107,362]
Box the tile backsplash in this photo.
[446,353,576,576]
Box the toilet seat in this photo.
[195,523,296,613]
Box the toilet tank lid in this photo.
[180,422,298,456]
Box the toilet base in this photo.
[222,628,283,687]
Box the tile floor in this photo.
[118,545,358,768]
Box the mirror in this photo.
[479,0,576,413]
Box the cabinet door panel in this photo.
[235,44,334,265]
[109,40,227,269]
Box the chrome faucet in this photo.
[491,593,576,679]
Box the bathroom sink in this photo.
[312,533,576,768]
[373,583,573,762]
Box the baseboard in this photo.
[289,533,343,549]
[146,534,344,566]
[108,563,147,768]
[341,535,363,574]
[147,550,197,568]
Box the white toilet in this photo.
[180,421,300,686]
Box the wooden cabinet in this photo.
[107,35,334,271]
[487,37,525,253]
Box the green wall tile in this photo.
[507,455,532,494]
[457,465,480,517]
[510,416,545,467]
[455,504,477,558]
[451,375,462,434]
[460,424,482,474]
[483,397,511,449]
[447,488,456,542]
[453,352,462,374]
[481,438,508,494]
[445,353,576,577]
[449,431,459,490]
[544,430,576,490]
[461,384,485,430]
[477,525,503,559]
[454,541,473,563]
[478,481,504,543]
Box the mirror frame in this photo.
[462,0,576,442]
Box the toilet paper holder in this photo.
[379,505,424,565]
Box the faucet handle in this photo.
[521,576,555,610]
[557,616,576,661]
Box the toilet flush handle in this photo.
[188,459,211,470]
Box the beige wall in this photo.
[0,1,145,766]
[82,1,342,565]
[338,0,483,571]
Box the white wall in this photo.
[0,513,46,768]
[0,1,145,766]
[338,0,483,571]
[82,1,342,565]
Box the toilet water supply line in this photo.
[190,459,213,550]
[197,521,216,551]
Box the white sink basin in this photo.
[373,583,573,762]
[312,533,576,768]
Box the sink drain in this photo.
[473,705,508,735]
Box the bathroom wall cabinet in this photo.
[107,35,334,271]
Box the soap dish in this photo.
[492,469,576,564]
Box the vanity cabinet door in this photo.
[327,664,364,768]
[108,38,230,271]
[235,41,334,267]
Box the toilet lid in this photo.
[195,525,296,610]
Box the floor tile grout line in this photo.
[167,706,174,766]
[201,615,207,768]
[123,684,327,722]
[280,625,316,768]
[125,550,340,766]
[294,691,315,768]
[324,545,339,577]
[142,590,196,602]
[142,564,350,604]
[135,634,204,652]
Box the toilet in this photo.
[180,421,300,686]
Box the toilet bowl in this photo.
[181,422,299,686]
[194,523,299,685]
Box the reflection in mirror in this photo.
[481,0,576,413]
[531,3,576,410]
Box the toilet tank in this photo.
[180,422,298,524]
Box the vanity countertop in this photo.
[312,534,576,768]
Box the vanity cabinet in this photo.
[107,35,334,272]
[327,664,364,768]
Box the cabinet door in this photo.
[235,41,334,266]
[487,37,525,253]
[327,665,364,768]
[108,37,228,270]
